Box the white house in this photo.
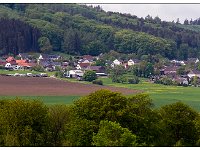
[180,61,186,65]
[66,70,84,78]
[127,59,134,66]
[111,59,122,67]
[5,63,12,68]
[187,70,200,78]
[113,59,122,65]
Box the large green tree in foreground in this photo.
[0,91,200,146]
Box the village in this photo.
[0,52,200,87]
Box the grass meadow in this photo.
[100,77,200,111]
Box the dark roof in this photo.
[51,62,61,66]
[189,70,200,74]
[19,53,29,58]
[40,54,60,59]
[164,66,179,72]
[86,66,102,71]
[132,59,140,63]
[79,63,90,68]
[187,58,199,63]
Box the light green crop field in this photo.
[0,96,80,105]
[100,77,200,111]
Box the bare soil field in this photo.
[0,76,140,96]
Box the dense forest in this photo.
[0,4,200,59]
[0,90,200,147]
[0,19,40,55]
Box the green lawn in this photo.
[0,69,57,77]
[0,96,80,105]
[0,69,40,74]
[100,77,200,111]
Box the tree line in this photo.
[1,4,200,59]
[0,18,40,56]
[0,90,200,146]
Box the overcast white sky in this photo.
[89,4,200,23]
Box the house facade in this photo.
[66,70,84,78]
[187,70,200,78]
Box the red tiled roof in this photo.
[16,60,28,64]
[6,56,15,62]
[17,62,36,67]
[79,63,90,68]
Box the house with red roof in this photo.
[16,59,36,69]
[76,63,91,70]
[6,56,17,65]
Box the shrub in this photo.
[92,80,103,85]
[111,75,127,83]
[32,64,45,72]
[55,71,63,78]
[128,76,140,84]
[83,70,97,82]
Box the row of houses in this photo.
[0,53,65,71]
[1,52,200,84]
[0,53,107,78]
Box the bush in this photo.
[92,80,103,85]
[111,75,127,83]
[55,71,63,78]
[83,70,97,82]
[128,76,140,84]
[32,64,45,72]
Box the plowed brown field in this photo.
[0,76,140,96]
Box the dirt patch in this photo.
[0,76,141,96]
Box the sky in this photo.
[89,4,200,23]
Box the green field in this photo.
[0,95,80,105]
[99,77,200,111]
[1,76,200,111]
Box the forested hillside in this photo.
[0,4,200,60]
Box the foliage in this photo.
[158,102,199,146]
[0,18,40,55]
[1,4,200,59]
[92,79,103,85]
[72,90,159,146]
[1,90,200,146]
[38,37,52,53]
[55,71,64,78]
[82,70,97,82]
[128,76,140,84]
[32,64,45,72]
[177,66,187,75]
[191,76,199,87]
[92,120,138,146]
[109,65,126,83]
[93,59,106,66]
[65,118,96,146]
[47,105,71,146]
[73,90,128,124]
[0,99,49,146]
[155,76,174,85]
